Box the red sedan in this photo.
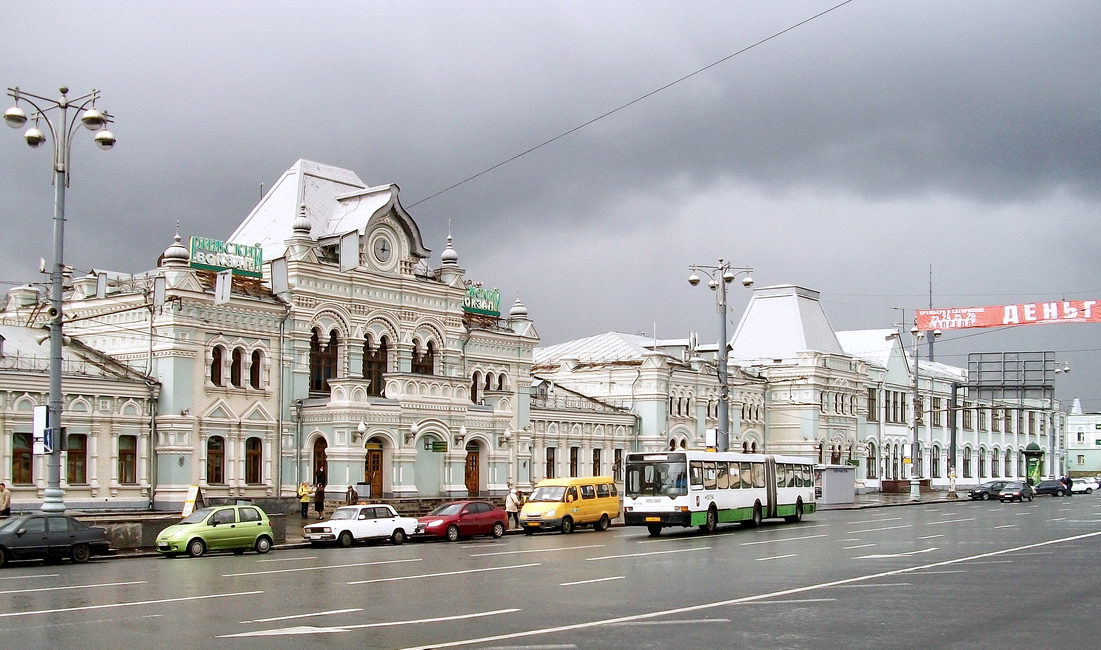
[414,500,508,542]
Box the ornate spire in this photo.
[161,221,189,267]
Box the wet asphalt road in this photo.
[2,495,1099,650]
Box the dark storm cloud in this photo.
[1,0,1099,404]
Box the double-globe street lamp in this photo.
[5,86,116,512]
[688,259,753,453]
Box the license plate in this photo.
[645,516,661,522]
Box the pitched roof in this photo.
[729,285,844,363]
[534,331,656,365]
[836,329,898,369]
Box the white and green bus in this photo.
[623,451,816,536]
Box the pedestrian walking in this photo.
[297,481,311,518]
[0,482,11,517]
[314,483,326,519]
[1064,475,1074,496]
[505,486,521,529]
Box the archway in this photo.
[465,440,482,496]
[364,436,385,500]
[414,434,444,496]
[312,436,328,486]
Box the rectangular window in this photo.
[596,483,610,498]
[1078,455,1085,465]
[991,408,1001,433]
[752,462,766,488]
[545,447,555,479]
[569,447,579,478]
[66,434,88,484]
[580,485,595,499]
[689,461,704,489]
[716,462,730,489]
[978,408,988,432]
[932,397,942,427]
[962,403,973,430]
[931,447,941,478]
[12,432,32,485]
[1004,409,1013,433]
[119,435,138,485]
[613,449,623,482]
[592,448,601,477]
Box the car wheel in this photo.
[338,531,354,548]
[391,529,407,545]
[446,525,460,542]
[647,524,662,537]
[255,536,272,554]
[1087,488,1094,494]
[561,517,574,534]
[699,507,717,534]
[0,546,6,568]
[1027,494,1033,502]
[491,522,505,539]
[1056,489,1065,497]
[594,515,610,532]
[187,538,206,558]
[981,493,990,501]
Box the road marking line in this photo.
[910,570,966,574]
[1050,518,1067,521]
[842,544,875,550]
[994,524,1015,528]
[824,582,910,588]
[755,554,796,561]
[741,598,836,604]
[1015,512,1032,516]
[0,590,263,619]
[257,556,319,562]
[560,576,625,586]
[347,563,540,584]
[0,574,59,581]
[848,517,902,525]
[471,545,603,557]
[395,531,1101,650]
[224,558,420,577]
[740,534,826,546]
[0,580,145,596]
[961,560,1014,564]
[586,547,710,561]
[926,518,974,525]
[849,524,912,533]
[242,608,363,624]
[218,608,519,637]
[918,534,944,540]
[607,619,731,625]
[854,547,938,559]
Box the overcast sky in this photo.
[2,1,1099,408]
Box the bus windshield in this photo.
[527,486,566,503]
[626,460,688,498]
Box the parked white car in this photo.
[304,504,419,547]
[1072,478,1099,494]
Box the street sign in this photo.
[42,427,55,455]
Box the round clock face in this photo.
[373,236,393,263]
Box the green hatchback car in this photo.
[155,504,274,558]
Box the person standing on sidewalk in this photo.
[297,481,312,517]
[505,486,521,529]
[0,482,11,517]
[313,483,326,519]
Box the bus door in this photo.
[765,456,778,518]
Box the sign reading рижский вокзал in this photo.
[189,237,263,278]
[462,286,500,317]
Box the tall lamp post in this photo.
[688,259,753,453]
[1052,361,1070,479]
[4,87,116,513]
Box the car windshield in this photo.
[329,507,358,520]
[527,486,566,502]
[1004,483,1025,489]
[179,507,216,525]
[427,503,465,516]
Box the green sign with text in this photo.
[189,237,263,278]
[462,286,501,317]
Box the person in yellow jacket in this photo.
[298,481,312,518]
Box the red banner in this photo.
[917,300,1100,331]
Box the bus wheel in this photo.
[742,503,763,528]
[785,500,804,523]
[647,524,662,537]
[699,507,717,534]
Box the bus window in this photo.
[752,463,766,488]
[716,462,730,489]
[689,462,703,489]
[703,462,717,490]
[740,462,753,489]
[729,465,742,489]
[776,465,787,489]
[803,465,812,488]
[580,485,595,499]
[596,483,610,498]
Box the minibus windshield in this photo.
[527,486,566,502]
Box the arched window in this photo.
[310,328,339,394]
[866,442,877,479]
[963,448,973,478]
[979,448,987,478]
[119,435,137,485]
[471,371,481,404]
[363,335,389,397]
[207,436,225,484]
[231,347,244,388]
[931,445,941,478]
[497,374,506,391]
[1005,450,1013,477]
[210,345,225,386]
[245,437,263,485]
[250,350,263,389]
[411,339,434,375]
[991,449,1000,478]
[485,372,494,391]
[67,434,88,484]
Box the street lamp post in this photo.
[908,326,925,503]
[1052,362,1070,479]
[688,259,753,453]
[5,87,115,513]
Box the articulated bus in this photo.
[623,451,816,536]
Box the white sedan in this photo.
[1072,478,1099,494]
[304,504,419,547]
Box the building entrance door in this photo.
[465,447,479,496]
[364,448,383,500]
[312,437,328,486]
